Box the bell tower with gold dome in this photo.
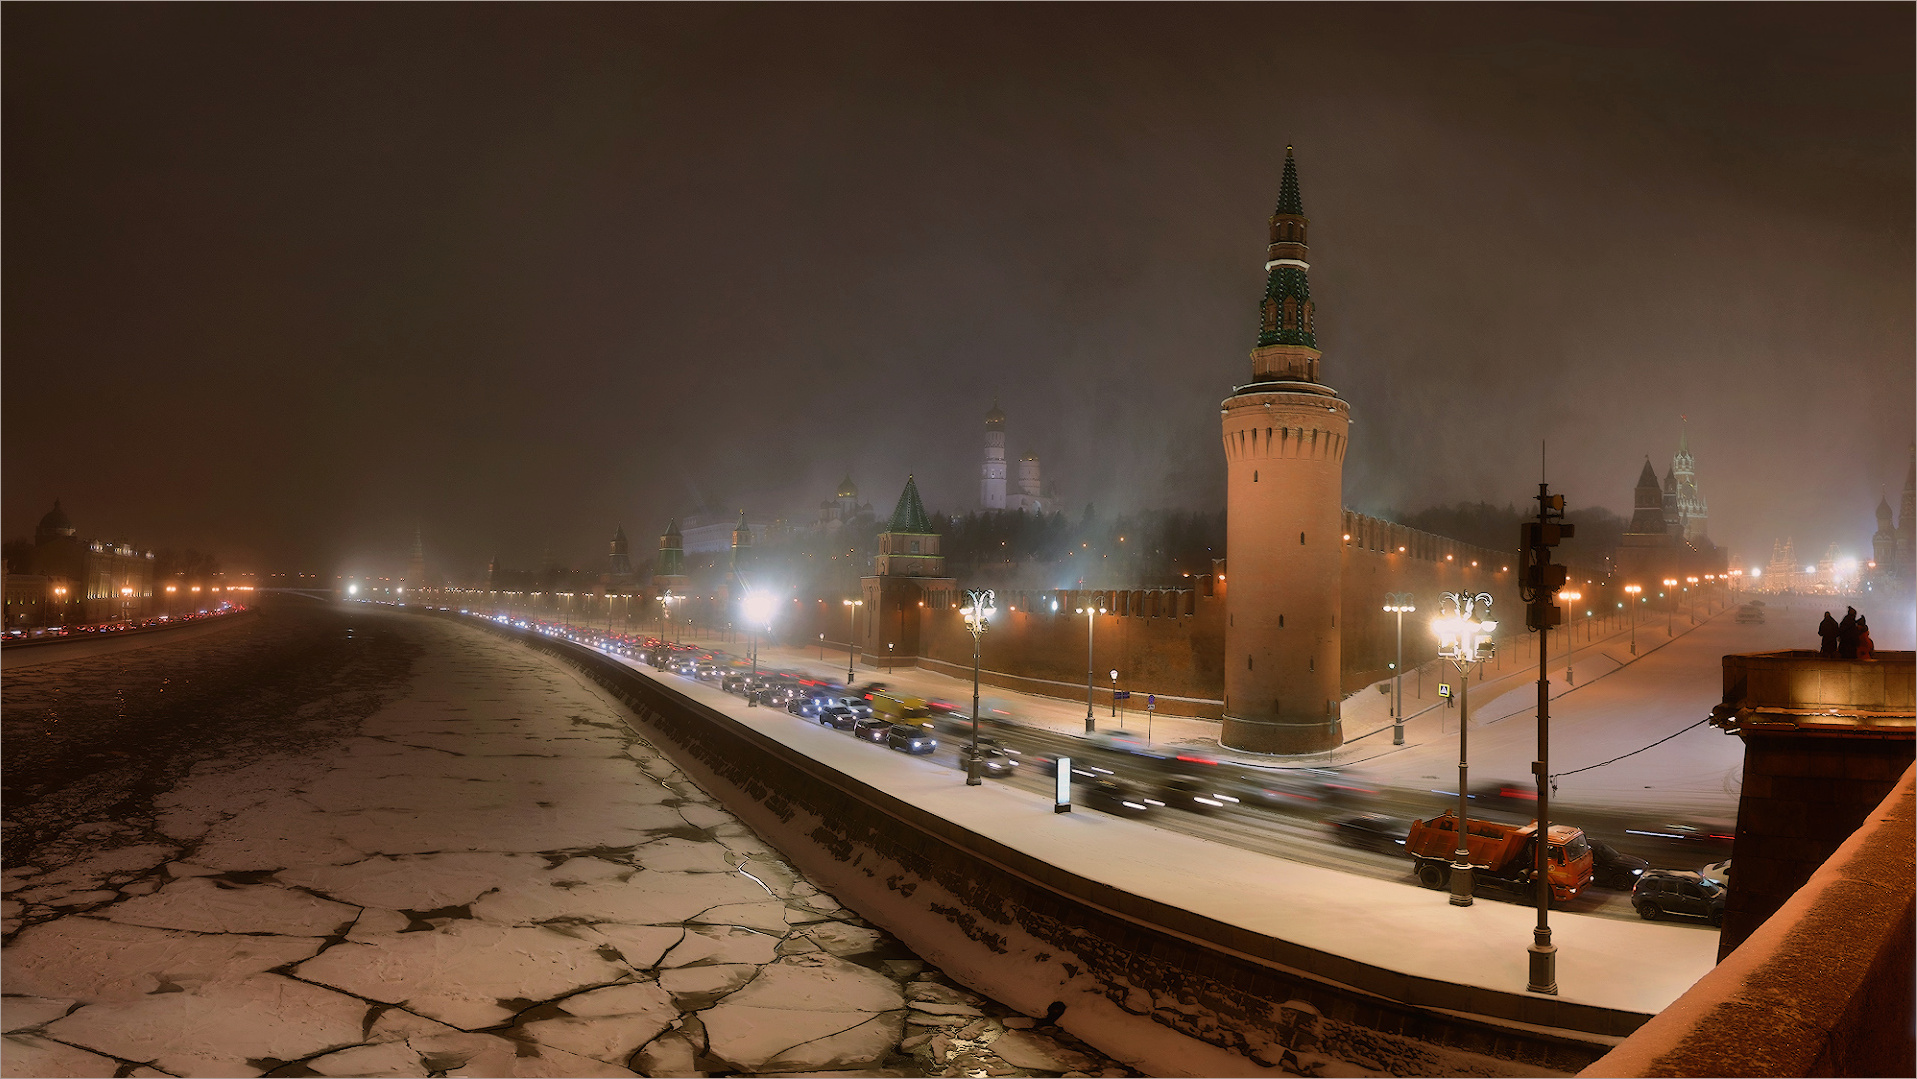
[1219,147,1350,754]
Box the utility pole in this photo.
[1520,482,1573,996]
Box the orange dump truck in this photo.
[1404,813,1594,902]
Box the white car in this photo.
[1699,859,1731,884]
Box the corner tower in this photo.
[1220,147,1351,754]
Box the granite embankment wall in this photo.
[785,513,1522,720]
[468,614,1632,1076]
[1582,765,1914,1078]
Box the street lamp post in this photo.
[1686,576,1700,623]
[961,589,995,785]
[1662,578,1678,635]
[1558,591,1581,684]
[1383,593,1415,745]
[1433,591,1497,907]
[742,591,775,706]
[1109,670,1119,719]
[1624,584,1641,653]
[1075,601,1107,733]
[842,598,863,684]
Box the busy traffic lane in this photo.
[591,631,1718,927]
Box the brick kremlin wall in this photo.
[782,511,1523,722]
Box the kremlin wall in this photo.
[782,505,1520,723]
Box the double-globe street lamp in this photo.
[1433,591,1497,908]
[1382,593,1416,745]
[1075,601,1107,734]
[961,589,995,785]
[842,598,863,685]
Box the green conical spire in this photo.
[1275,145,1303,216]
[887,475,934,534]
[1256,146,1315,351]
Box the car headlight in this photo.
[1632,868,1643,875]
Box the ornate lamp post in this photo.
[1662,578,1678,635]
[1686,576,1700,623]
[842,598,863,684]
[1074,601,1107,733]
[1382,593,1416,745]
[961,589,995,785]
[1623,584,1641,654]
[1433,591,1497,907]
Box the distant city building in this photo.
[680,512,772,553]
[405,525,429,591]
[652,519,688,595]
[1616,434,1726,586]
[981,401,1007,510]
[979,400,1050,514]
[1764,538,1800,593]
[7,500,155,627]
[608,525,633,578]
[1882,445,1917,590]
[1664,430,1709,542]
[817,475,874,532]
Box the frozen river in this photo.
[2,599,1129,1078]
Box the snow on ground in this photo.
[2,612,1133,1078]
[638,658,1719,1019]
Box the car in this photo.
[1734,605,1766,624]
[837,697,875,718]
[818,706,859,731]
[1589,839,1650,889]
[1156,775,1234,813]
[1082,777,1156,816]
[722,674,753,694]
[1325,814,1410,855]
[964,746,1020,777]
[1632,869,1726,926]
[853,717,892,743]
[785,697,819,718]
[1699,859,1732,885]
[885,724,938,754]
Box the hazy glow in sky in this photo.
[4,7,1910,574]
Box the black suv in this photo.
[1632,869,1726,926]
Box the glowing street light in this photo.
[742,591,776,703]
[960,589,995,785]
[1075,600,1107,733]
[1382,593,1416,745]
[1432,591,1497,908]
[1623,584,1641,654]
[1662,578,1678,635]
[842,598,863,683]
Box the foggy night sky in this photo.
[4,5,1911,578]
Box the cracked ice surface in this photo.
[2,610,1133,1078]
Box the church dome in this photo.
[984,400,1006,430]
[1019,451,1038,462]
[36,500,76,540]
[836,474,858,499]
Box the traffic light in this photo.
[1521,491,1574,631]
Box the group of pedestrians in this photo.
[1816,607,1876,660]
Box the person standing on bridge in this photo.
[1817,611,1840,657]
[1837,607,1860,660]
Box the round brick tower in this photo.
[1220,147,1351,755]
